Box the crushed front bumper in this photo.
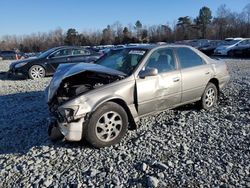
[47,115,85,141]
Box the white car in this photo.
[214,38,250,56]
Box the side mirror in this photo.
[139,68,158,78]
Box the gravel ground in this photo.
[0,59,249,187]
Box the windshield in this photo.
[95,48,147,75]
[38,47,59,58]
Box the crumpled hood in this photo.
[46,63,126,103]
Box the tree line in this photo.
[1,4,250,52]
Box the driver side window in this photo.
[145,48,176,73]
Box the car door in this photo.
[47,49,72,70]
[175,47,213,103]
[136,48,182,116]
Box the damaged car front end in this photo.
[46,62,128,141]
[45,48,148,147]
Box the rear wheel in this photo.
[85,102,128,148]
[200,83,218,110]
[29,65,45,79]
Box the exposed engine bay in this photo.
[49,71,125,111]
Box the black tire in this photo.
[84,102,128,148]
[228,50,234,58]
[48,124,64,142]
[200,83,218,110]
[28,65,45,79]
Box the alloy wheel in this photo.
[30,65,45,79]
[95,111,122,142]
[205,88,215,107]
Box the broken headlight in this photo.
[58,106,79,122]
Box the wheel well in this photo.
[109,99,137,130]
[208,78,220,96]
[30,64,46,69]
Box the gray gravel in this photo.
[0,59,249,187]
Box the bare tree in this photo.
[243,3,250,35]
[111,21,123,44]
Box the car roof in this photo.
[123,44,198,50]
[125,44,157,50]
[48,46,87,51]
[50,44,199,52]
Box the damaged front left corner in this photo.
[46,62,126,142]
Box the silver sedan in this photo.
[46,45,230,148]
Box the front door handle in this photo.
[205,71,210,75]
[173,77,180,82]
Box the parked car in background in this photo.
[190,39,210,49]
[175,40,193,46]
[0,50,19,60]
[114,45,126,48]
[8,46,102,79]
[46,45,230,148]
[227,44,250,58]
[199,40,222,56]
[156,42,168,45]
[214,38,249,56]
[23,52,38,58]
[99,48,111,55]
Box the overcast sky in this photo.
[0,0,249,37]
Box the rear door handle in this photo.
[173,77,180,82]
[205,71,210,75]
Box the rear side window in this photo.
[176,48,205,69]
[72,49,91,56]
[52,49,71,58]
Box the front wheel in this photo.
[200,83,218,110]
[85,102,128,148]
[48,124,64,142]
[28,65,45,79]
[228,50,234,57]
